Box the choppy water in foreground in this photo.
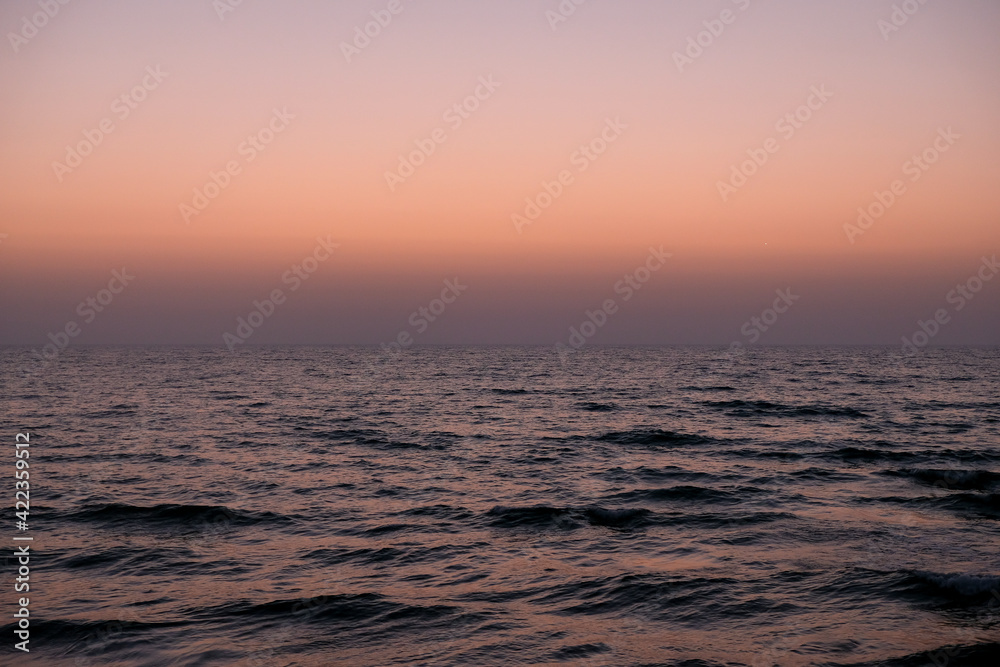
[2,346,999,666]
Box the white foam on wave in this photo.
[913,570,1000,596]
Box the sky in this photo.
[1,0,998,347]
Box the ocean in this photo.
[2,346,999,666]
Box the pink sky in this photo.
[1,0,998,345]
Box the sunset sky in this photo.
[1,0,998,346]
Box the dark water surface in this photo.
[2,346,999,666]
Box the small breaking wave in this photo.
[907,570,1000,598]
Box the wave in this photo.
[320,427,383,441]
[65,503,286,529]
[816,567,1000,616]
[906,570,1000,598]
[485,505,651,529]
[529,572,784,621]
[596,466,723,483]
[52,546,222,577]
[0,617,178,647]
[304,543,470,567]
[195,592,465,627]
[396,504,476,521]
[319,428,439,450]
[606,485,766,504]
[855,377,901,385]
[667,510,794,527]
[681,385,736,392]
[825,447,920,462]
[370,439,436,450]
[484,504,791,530]
[485,505,576,528]
[80,405,139,418]
[935,492,1000,518]
[729,447,805,460]
[596,429,715,447]
[704,399,867,419]
[868,493,1000,519]
[828,446,1000,464]
[576,401,618,411]
[545,643,611,661]
[583,506,653,528]
[837,642,1000,667]
[881,468,1000,491]
[208,392,250,401]
[789,466,865,481]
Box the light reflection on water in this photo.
[1,346,998,666]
